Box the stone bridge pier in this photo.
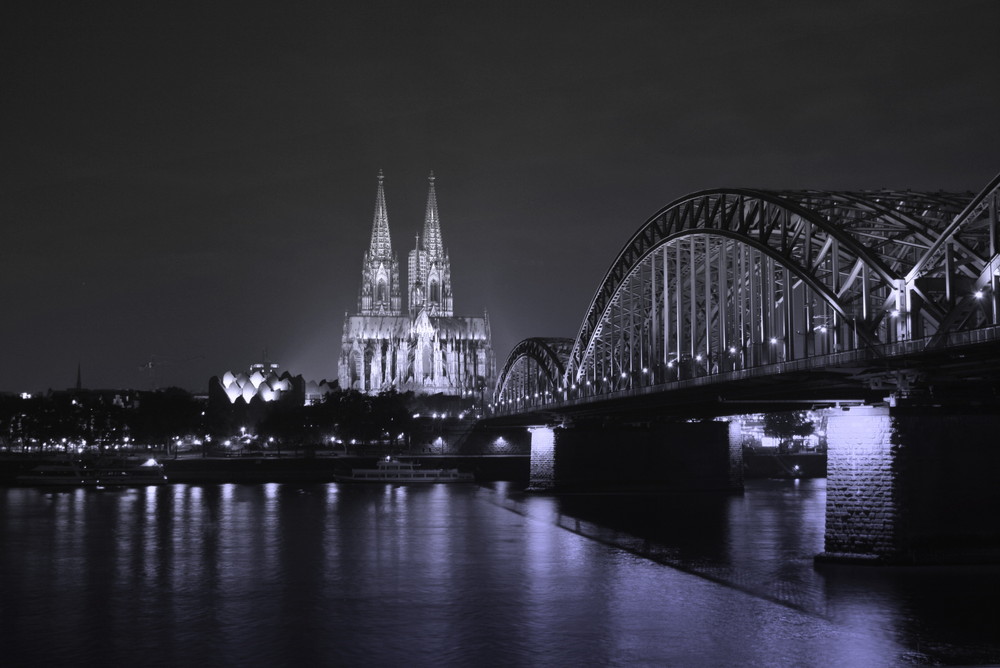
[820,403,1000,564]
[525,404,1000,565]
[528,420,743,493]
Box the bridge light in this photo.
[667,361,675,368]
[620,372,627,378]
[889,309,900,317]
[602,376,608,382]
[769,337,778,345]
[572,384,578,389]
[974,290,985,299]
[585,380,591,386]
[695,354,703,361]
[642,367,648,373]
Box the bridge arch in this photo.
[493,337,574,411]
[904,172,1000,339]
[564,187,987,390]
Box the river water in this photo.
[0,479,997,666]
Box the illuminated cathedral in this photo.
[338,171,494,396]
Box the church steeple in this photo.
[359,170,401,316]
[422,171,443,259]
[408,171,453,317]
[369,169,392,259]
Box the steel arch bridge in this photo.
[493,173,1000,413]
[493,337,574,411]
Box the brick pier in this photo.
[820,403,1000,564]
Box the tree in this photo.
[762,411,814,438]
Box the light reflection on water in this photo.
[0,479,996,666]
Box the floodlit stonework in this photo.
[339,172,494,396]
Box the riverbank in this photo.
[0,450,825,486]
[742,450,826,478]
[0,453,530,486]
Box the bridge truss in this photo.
[493,174,1000,413]
[493,338,574,411]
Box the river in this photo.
[0,479,996,666]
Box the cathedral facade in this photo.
[338,172,494,396]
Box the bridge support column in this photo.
[726,418,746,491]
[820,404,1000,564]
[528,426,556,491]
[528,421,742,492]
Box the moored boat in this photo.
[334,456,474,483]
[16,457,168,487]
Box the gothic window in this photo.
[422,343,432,380]
[350,351,363,384]
[430,280,440,303]
[377,280,387,303]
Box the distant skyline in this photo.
[3,1,999,392]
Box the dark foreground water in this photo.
[1,479,997,667]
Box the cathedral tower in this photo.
[407,172,454,317]
[340,170,494,396]
[359,170,401,316]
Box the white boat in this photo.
[334,456,474,483]
[16,457,168,487]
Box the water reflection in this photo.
[0,481,997,666]
[497,480,999,665]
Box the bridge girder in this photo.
[493,337,574,411]
[563,182,998,393]
[491,175,1000,417]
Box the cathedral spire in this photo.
[422,171,443,259]
[408,171,452,317]
[369,169,392,259]
[360,170,401,316]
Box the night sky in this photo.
[4,1,998,393]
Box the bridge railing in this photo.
[489,323,1000,417]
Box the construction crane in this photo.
[138,354,204,390]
